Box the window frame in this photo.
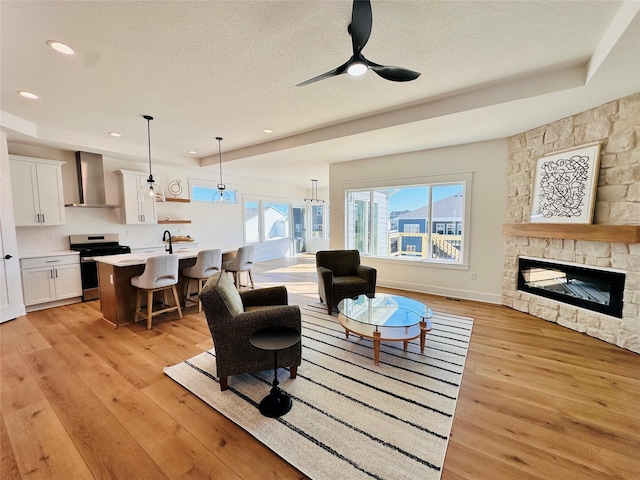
[344,175,472,267]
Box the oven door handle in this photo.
[81,257,96,263]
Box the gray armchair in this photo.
[316,249,377,315]
[199,271,301,391]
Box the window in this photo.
[244,199,291,244]
[189,179,237,203]
[311,205,325,238]
[346,182,468,264]
[244,201,260,243]
[263,202,289,241]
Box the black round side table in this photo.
[249,325,301,418]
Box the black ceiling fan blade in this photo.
[369,64,421,82]
[296,61,349,87]
[350,0,373,53]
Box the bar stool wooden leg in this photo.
[248,269,254,289]
[146,290,154,330]
[184,277,191,304]
[197,278,205,312]
[171,285,183,319]
[134,289,143,323]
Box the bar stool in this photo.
[131,254,182,329]
[182,248,222,312]
[222,245,255,289]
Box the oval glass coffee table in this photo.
[337,294,433,365]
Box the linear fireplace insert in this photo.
[517,257,625,318]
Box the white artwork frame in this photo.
[530,142,601,224]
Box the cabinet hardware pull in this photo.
[46,260,60,263]
[3,254,12,260]
[50,269,54,278]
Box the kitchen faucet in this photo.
[163,230,173,254]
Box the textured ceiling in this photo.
[1,1,639,188]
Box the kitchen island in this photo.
[96,248,236,327]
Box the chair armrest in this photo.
[356,265,377,290]
[317,266,333,283]
[214,305,301,349]
[240,286,288,307]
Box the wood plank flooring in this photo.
[2,254,639,479]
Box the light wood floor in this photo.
[2,254,639,480]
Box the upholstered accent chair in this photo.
[316,249,377,315]
[199,271,301,391]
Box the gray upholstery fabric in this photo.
[199,272,301,390]
[131,254,179,289]
[182,249,222,279]
[316,250,377,314]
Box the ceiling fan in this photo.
[296,0,420,87]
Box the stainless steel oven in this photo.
[69,234,131,301]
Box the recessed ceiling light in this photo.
[47,40,75,55]
[17,90,39,99]
[109,132,122,137]
[262,129,273,134]
[188,150,197,154]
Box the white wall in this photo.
[8,143,306,262]
[329,139,508,304]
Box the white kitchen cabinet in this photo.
[9,156,65,226]
[116,170,157,225]
[20,254,82,306]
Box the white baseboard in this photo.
[378,279,501,305]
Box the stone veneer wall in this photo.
[503,92,640,354]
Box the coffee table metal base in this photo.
[258,386,293,418]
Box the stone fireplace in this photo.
[502,92,640,354]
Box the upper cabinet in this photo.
[9,155,65,227]
[116,170,157,224]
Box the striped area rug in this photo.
[164,305,473,480]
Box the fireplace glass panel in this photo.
[517,258,625,318]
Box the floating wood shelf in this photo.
[164,197,190,203]
[158,220,191,224]
[502,223,640,243]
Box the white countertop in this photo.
[96,247,236,267]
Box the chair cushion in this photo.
[211,272,244,316]
[332,275,369,293]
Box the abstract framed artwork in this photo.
[530,142,601,224]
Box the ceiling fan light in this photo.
[47,40,75,55]
[347,62,368,77]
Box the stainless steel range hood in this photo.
[65,151,121,208]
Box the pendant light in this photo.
[213,136,232,204]
[304,179,325,203]
[138,115,165,202]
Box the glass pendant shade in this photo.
[139,115,165,202]
[212,136,231,204]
